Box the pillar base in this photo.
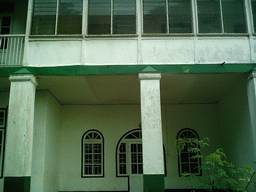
[4,177,31,192]
[143,174,165,192]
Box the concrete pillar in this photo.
[139,73,165,192]
[4,74,37,192]
[247,71,256,160]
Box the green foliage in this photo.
[175,138,256,192]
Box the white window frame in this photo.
[81,130,104,177]
[117,129,142,176]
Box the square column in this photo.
[247,72,256,159]
[139,73,165,192]
[4,74,37,192]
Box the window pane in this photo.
[168,0,192,33]
[132,164,137,174]
[222,0,246,33]
[31,0,57,35]
[143,0,167,33]
[138,164,143,174]
[93,144,101,153]
[88,0,111,34]
[93,165,101,174]
[252,0,256,32]
[197,0,222,33]
[85,165,92,174]
[119,164,127,174]
[181,164,189,173]
[113,0,136,34]
[58,0,83,34]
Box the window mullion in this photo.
[219,0,224,33]
[111,0,114,35]
[55,0,60,35]
[166,0,169,34]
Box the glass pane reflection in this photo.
[143,0,167,33]
[58,0,83,34]
[113,0,136,34]
[197,0,222,33]
[168,0,192,33]
[88,0,111,34]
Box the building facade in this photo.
[0,0,256,191]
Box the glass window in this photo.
[168,0,192,33]
[113,0,136,34]
[143,0,167,33]
[117,129,143,176]
[222,0,246,33]
[88,0,136,34]
[82,130,104,177]
[31,0,82,35]
[177,128,202,176]
[197,0,246,33]
[143,0,193,34]
[58,0,83,34]
[197,0,222,33]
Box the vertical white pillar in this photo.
[247,72,256,159]
[139,73,165,192]
[4,74,37,192]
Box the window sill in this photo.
[142,33,195,37]
[197,33,249,37]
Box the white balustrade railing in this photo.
[0,35,25,66]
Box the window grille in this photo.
[177,128,202,176]
[82,130,104,177]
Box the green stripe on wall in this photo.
[143,174,165,192]
[0,64,256,77]
[4,177,31,192]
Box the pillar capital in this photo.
[138,73,161,80]
[9,74,38,87]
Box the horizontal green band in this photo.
[143,174,165,192]
[4,177,31,192]
[0,63,255,77]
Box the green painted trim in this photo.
[143,174,165,192]
[0,64,255,77]
[4,177,31,192]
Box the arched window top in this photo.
[177,128,201,176]
[84,131,102,140]
[124,130,142,140]
[177,128,199,140]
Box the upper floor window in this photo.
[31,0,248,35]
[81,130,104,177]
[197,0,246,33]
[31,0,83,35]
[0,16,11,49]
[177,128,202,176]
[143,0,192,33]
[88,0,136,34]
[0,109,7,178]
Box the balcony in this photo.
[0,35,25,66]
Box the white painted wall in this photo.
[31,91,61,192]
[27,37,255,66]
[163,103,221,189]
[218,79,256,167]
[59,103,221,191]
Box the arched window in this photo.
[81,130,104,177]
[177,128,202,176]
[116,129,143,176]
